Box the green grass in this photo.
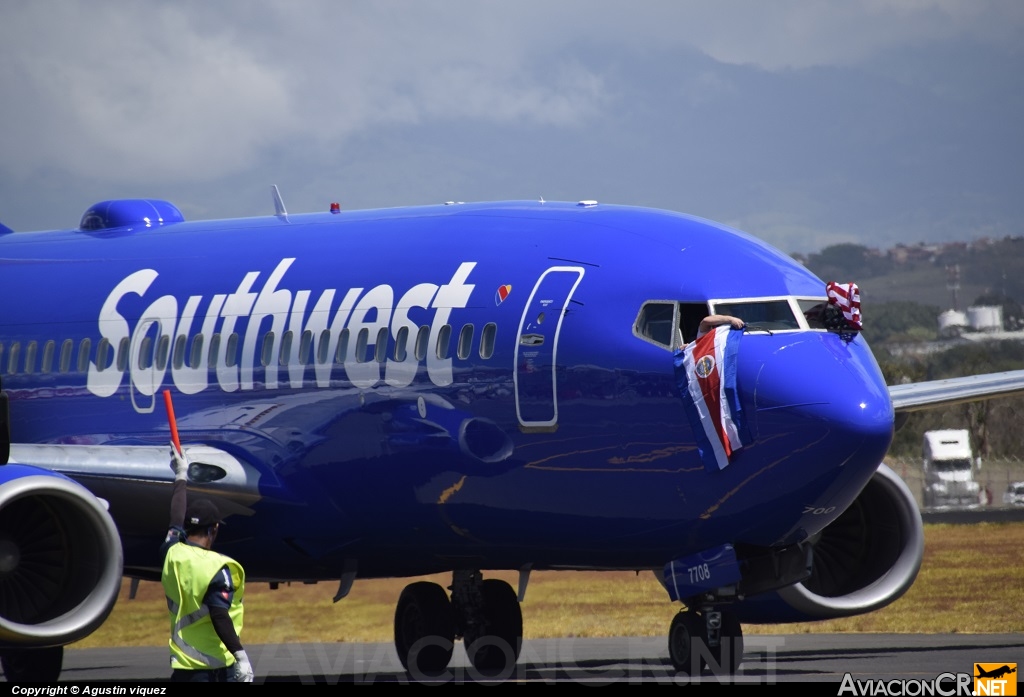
[72,522,1024,650]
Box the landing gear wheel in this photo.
[464,579,523,677]
[667,611,707,675]
[706,610,744,675]
[0,647,64,682]
[393,581,455,676]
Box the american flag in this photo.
[826,281,862,330]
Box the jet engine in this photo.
[0,464,123,647]
[736,463,924,623]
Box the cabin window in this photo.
[138,337,153,370]
[78,339,92,374]
[156,335,170,371]
[300,330,314,365]
[208,334,222,368]
[479,323,497,359]
[225,333,239,368]
[172,335,187,370]
[435,325,452,360]
[355,329,369,363]
[414,325,430,362]
[95,338,109,373]
[457,324,474,360]
[7,342,19,375]
[41,340,55,374]
[261,332,275,367]
[634,302,677,348]
[335,329,349,363]
[24,341,38,374]
[279,331,293,367]
[60,340,73,373]
[394,326,409,362]
[117,337,130,372]
[189,335,204,369]
[317,330,331,364]
[374,328,388,363]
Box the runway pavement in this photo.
[34,634,1023,685]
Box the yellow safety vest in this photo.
[162,542,245,670]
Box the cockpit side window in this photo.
[633,302,677,348]
[677,303,710,344]
[798,299,832,329]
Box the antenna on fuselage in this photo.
[271,185,288,220]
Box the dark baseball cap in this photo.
[185,499,223,528]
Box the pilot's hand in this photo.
[232,649,254,682]
[730,317,745,330]
[169,443,188,482]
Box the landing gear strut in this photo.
[452,573,522,676]
[667,608,743,676]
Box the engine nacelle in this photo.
[0,464,123,647]
[735,463,924,623]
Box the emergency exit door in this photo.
[514,266,585,431]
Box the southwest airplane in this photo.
[2,193,1023,681]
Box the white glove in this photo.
[169,442,188,482]
[232,649,254,682]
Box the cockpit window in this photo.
[712,299,799,331]
[634,302,677,348]
[707,296,833,332]
[798,299,832,329]
[635,296,832,351]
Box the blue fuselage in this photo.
[0,201,894,580]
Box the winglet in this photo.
[0,221,13,236]
[272,185,288,219]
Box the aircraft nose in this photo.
[748,332,894,467]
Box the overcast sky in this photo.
[1,1,1022,253]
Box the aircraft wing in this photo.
[6,443,262,537]
[889,369,1024,413]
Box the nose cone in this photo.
[739,332,894,533]
[751,332,893,445]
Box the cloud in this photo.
[1,0,1022,249]
[0,1,615,186]
[0,3,295,183]
[543,0,1024,70]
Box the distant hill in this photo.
[798,237,1024,308]
[797,237,1024,344]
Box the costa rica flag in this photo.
[673,325,751,472]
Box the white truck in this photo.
[922,429,981,508]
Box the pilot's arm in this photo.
[696,314,745,339]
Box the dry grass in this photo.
[73,522,1024,649]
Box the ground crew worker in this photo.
[161,444,254,682]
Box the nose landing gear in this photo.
[667,608,743,676]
